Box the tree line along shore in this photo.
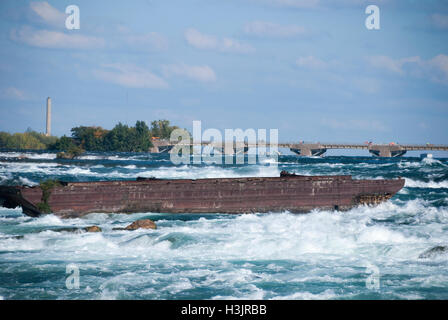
[0,120,179,158]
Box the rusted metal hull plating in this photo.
[0,174,405,218]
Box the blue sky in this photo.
[0,0,447,146]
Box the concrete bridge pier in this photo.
[368,145,406,157]
[290,144,327,157]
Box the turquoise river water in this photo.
[0,151,447,299]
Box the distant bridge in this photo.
[150,140,448,157]
[288,143,448,157]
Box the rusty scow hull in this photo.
[0,173,405,218]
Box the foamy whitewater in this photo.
[0,151,447,299]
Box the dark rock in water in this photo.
[54,226,102,233]
[55,227,80,233]
[84,226,102,232]
[124,219,157,230]
[3,235,25,240]
[419,245,448,259]
[56,152,76,160]
[56,146,84,160]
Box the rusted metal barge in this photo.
[0,171,404,218]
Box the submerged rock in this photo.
[84,226,102,232]
[3,235,25,240]
[56,152,76,159]
[54,226,102,233]
[419,246,448,259]
[124,219,157,230]
[56,146,84,160]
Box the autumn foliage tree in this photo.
[1,120,178,153]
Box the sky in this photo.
[0,0,447,148]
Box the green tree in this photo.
[0,120,173,152]
[103,122,130,152]
[49,135,76,151]
[102,121,153,152]
[26,129,58,147]
[134,120,152,152]
[0,132,10,149]
[71,126,107,151]
[150,120,179,139]
[0,131,58,150]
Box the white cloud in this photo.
[427,54,448,83]
[30,1,66,28]
[367,55,420,74]
[367,56,403,74]
[221,37,254,53]
[163,63,216,83]
[1,87,29,100]
[93,63,168,89]
[368,54,448,83]
[11,26,105,49]
[431,14,448,29]
[429,54,448,75]
[244,21,306,38]
[185,28,254,54]
[185,28,218,50]
[296,56,326,69]
[11,2,105,50]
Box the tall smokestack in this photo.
[46,97,51,137]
